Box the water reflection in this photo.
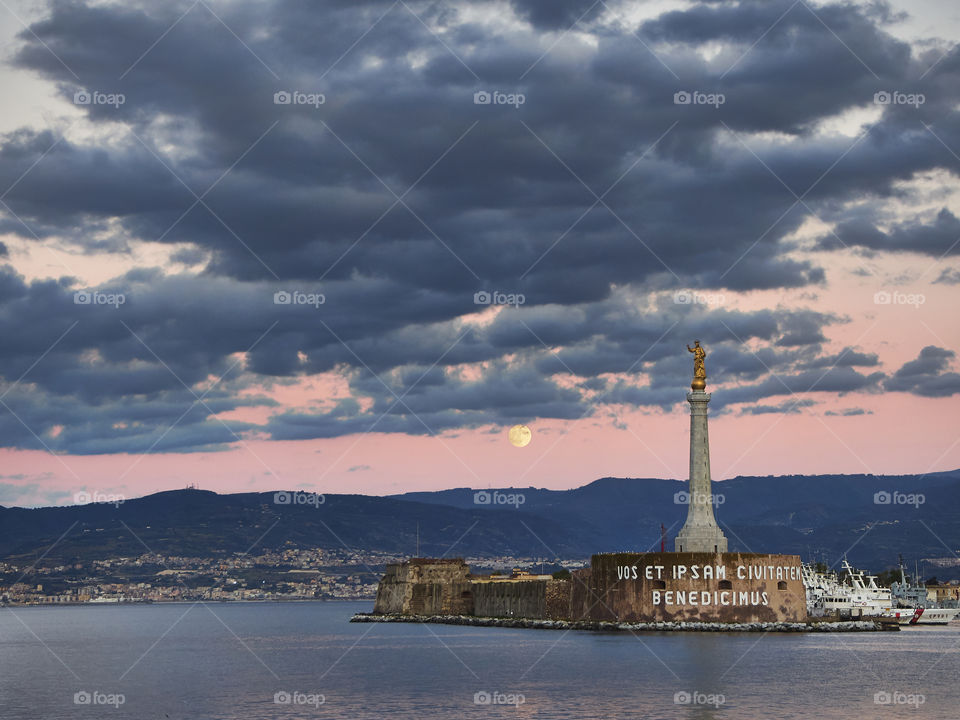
[0,603,957,719]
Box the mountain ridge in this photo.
[2,471,958,577]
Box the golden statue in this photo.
[687,340,706,390]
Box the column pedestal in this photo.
[675,390,728,553]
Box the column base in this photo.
[674,526,728,553]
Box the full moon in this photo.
[508,424,532,447]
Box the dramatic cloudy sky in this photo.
[0,0,958,506]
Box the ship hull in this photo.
[883,607,960,625]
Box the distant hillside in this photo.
[2,471,960,578]
[394,472,960,575]
[0,490,592,565]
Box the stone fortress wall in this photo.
[587,551,807,623]
[472,578,550,618]
[373,553,807,623]
[373,558,473,615]
[374,559,569,618]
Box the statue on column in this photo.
[687,340,706,390]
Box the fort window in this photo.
[718,580,732,590]
[777,581,788,591]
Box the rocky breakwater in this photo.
[350,613,893,632]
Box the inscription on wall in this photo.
[616,563,800,607]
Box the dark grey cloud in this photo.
[257,302,881,440]
[885,346,960,397]
[818,209,960,257]
[796,347,880,370]
[272,361,621,440]
[0,257,890,449]
[775,311,831,347]
[712,366,885,411]
[0,0,952,450]
[933,268,960,285]
[509,0,603,30]
[0,376,271,455]
[739,398,816,415]
[824,407,872,416]
[8,0,941,295]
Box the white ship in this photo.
[803,561,892,616]
[883,606,960,625]
[886,559,960,625]
[802,560,960,625]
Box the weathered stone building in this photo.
[372,553,805,623]
[373,560,572,618]
[373,558,473,615]
[472,575,572,618]
[585,551,807,623]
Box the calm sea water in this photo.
[1,601,957,719]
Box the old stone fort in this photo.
[372,343,807,624]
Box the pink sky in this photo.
[3,390,956,508]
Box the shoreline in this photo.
[350,612,895,632]
[1,597,374,608]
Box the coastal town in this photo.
[0,549,586,605]
[0,548,388,605]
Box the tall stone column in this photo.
[675,371,728,553]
